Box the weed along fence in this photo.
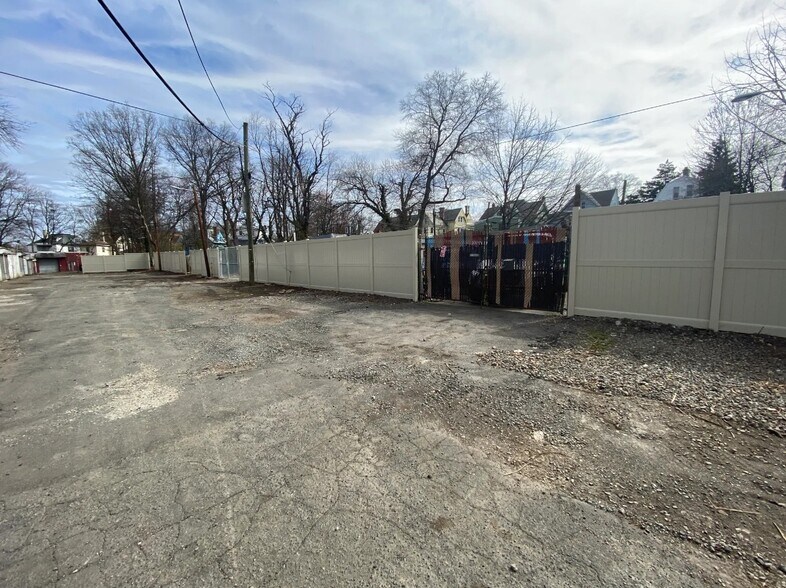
[82,253,150,273]
[426,228,569,311]
[236,229,419,300]
[567,190,786,337]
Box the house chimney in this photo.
[439,207,445,219]
[464,205,470,216]
[682,167,690,177]
[573,184,582,208]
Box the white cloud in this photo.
[0,0,781,199]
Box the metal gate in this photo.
[218,247,240,279]
[426,227,569,312]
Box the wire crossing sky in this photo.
[0,0,777,202]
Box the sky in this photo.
[0,0,779,204]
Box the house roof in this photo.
[589,188,617,207]
[479,199,544,223]
[441,208,462,222]
[560,188,618,212]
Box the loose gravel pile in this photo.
[478,318,785,435]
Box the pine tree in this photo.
[697,137,742,196]
[632,160,679,203]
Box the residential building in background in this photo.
[654,168,700,202]
[475,198,549,232]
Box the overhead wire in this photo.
[95,0,234,146]
[176,0,238,129]
[551,91,721,135]
[0,70,186,121]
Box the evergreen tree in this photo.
[697,137,742,196]
[632,160,679,203]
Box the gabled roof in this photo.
[589,188,617,207]
[560,188,618,212]
[441,208,462,222]
[479,199,544,223]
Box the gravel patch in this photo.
[478,318,785,435]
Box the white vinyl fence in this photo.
[185,249,220,277]
[236,230,419,300]
[156,230,419,301]
[82,253,151,273]
[152,251,188,274]
[567,190,786,337]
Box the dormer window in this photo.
[686,184,694,198]
[673,186,680,199]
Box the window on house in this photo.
[686,184,694,198]
[673,186,680,199]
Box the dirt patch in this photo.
[477,318,785,434]
[73,366,179,420]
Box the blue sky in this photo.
[0,0,778,203]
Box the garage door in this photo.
[38,258,59,274]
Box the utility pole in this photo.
[152,174,162,271]
[242,122,255,284]
[192,187,211,277]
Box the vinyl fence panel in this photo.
[123,253,150,270]
[568,191,786,337]
[156,230,418,300]
[307,239,338,290]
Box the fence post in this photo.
[335,237,341,292]
[709,192,731,332]
[264,244,270,282]
[284,243,290,286]
[306,240,312,287]
[412,228,420,302]
[566,206,581,316]
[369,233,376,295]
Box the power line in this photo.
[176,0,238,129]
[552,91,720,135]
[96,0,233,145]
[0,70,186,120]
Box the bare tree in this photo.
[0,99,25,153]
[262,86,333,240]
[542,150,608,221]
[399,69,504,231]
[18,189,64,243]
[602,171,641,203]
[69,106,162,254]
[162,118,237,245]
[250,116,291,242]
[692,98,784,192]
[0,162,29,244]
[725,17,786,132]
[337,157,423,231]
[476,100,562,229]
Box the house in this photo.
[373,213,438,236]
[549,188,620,226]
[579,188,620,209]
[81,234,112,256]
[654,168,699,202]
[31,233,85,254]
[437,206,473,233]
[475,198,549,232]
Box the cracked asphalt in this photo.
[0,272,769,586]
